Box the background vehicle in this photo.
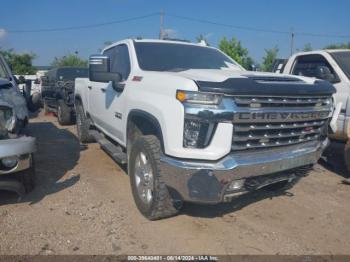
[42,67,88,125]
[75,39,335,220]
[16,73,43,112]
[0,55,36,194]
[277,50,350,170]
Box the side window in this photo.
[103,45,131,81]
[292,54,339,83]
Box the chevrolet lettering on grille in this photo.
[235,111,330,122]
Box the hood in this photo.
[0,78,28,121]
[169,69,336,96]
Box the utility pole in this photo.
[159,9,164,40]
[290,29,295,56]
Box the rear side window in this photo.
[103,44,131,81]
[292,54,336,77]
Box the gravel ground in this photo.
[0,111,349,255]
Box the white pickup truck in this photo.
[276,50,350,170]
[75,39,335,219]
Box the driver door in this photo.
[95,44,131,145]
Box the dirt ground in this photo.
[0,111,349,255]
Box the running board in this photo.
[90,130,127,164]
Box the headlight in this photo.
[176,90,222,105]
[0,106,16,134]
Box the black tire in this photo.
[129,135,182,220]
[15,154,35,193]
[75,100,94,143]
[57,100,72,125]
[344,140,350,172]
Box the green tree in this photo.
[261,46,279,72]
[196,34,209,46]
[303,43,313,52]
[51,54,87,67]
[0,49,36,74]
[324,42,350,49]
[218,37,253,69]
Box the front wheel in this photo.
[129,135,182,220]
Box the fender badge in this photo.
[132,76,143,82]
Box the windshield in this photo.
[134,42,240,71]
[330,51,350,80]
[56,68,88,80]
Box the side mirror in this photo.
[315,65,339,83]
[89,55,122,91]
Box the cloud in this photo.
[0,28,7,39]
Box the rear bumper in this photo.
[160,139,328,204]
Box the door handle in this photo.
[88,85,92,90]
[100,88,106,92]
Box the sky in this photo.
[0,0,349,66]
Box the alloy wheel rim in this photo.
[134,151,154,204]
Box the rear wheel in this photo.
[129,135,182,220]
[57,100,72,125]
[75,100,94,143]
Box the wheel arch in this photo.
[127,109,165,153]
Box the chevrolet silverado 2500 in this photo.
[75,39,335,220]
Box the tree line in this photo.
[1,39,349,75]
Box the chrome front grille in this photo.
[231,96,331,151]
[233,96,331,108]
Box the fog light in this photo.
[183,119,211,148]
[228,179,245,191]
[184,120,201,147]
[1,156,18,168]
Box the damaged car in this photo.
[0,55,36,195]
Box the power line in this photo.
[4,11,350,39]
[6,13,159,33]
[167,13,350,39]
[167,13,290,35]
